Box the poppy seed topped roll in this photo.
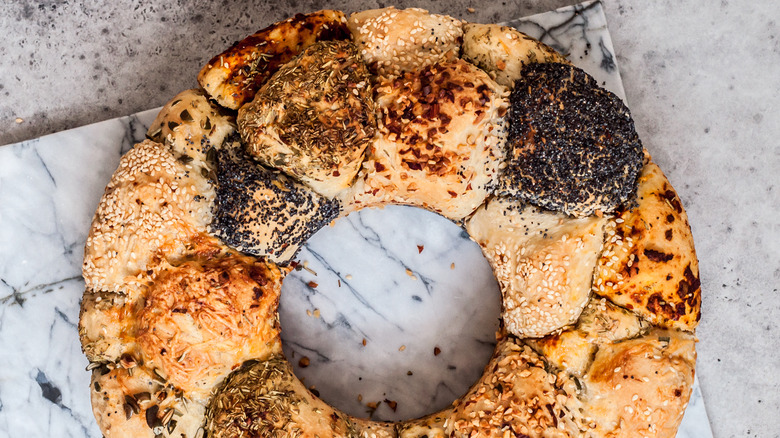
[212,138,341,264]
[496,62,644,217]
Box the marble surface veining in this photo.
[0,2,715,437]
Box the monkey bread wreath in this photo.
[79,7,701,438]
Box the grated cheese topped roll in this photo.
[344,59,508,221]
[347,7,463,78]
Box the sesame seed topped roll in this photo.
[238,40,376,198]
[466,197,607,338]
[570,328,697,438]
[82,140,218,295]
[347,7,463,78]
[447,335,581,437]
[344,59,508,221]
[146,88,236,164]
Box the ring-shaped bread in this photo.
[80,7,701,438]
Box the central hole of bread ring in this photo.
[279,205,501,422]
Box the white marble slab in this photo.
[0,2,712,437]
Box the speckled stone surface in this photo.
[1,1,779,438]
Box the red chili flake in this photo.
[307,281,318,288]
[434,347,441,356]
[384,399,398,412]
[374,162,386,172]
[417,245,424,253]
[362,338,367,346]
[447,190,458,198]
[299,357,310,368]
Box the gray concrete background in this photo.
[2,1,780,437]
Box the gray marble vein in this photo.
[0,2,713,437]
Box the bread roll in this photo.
[198,10,350,109]
[347,7,462,77]
[344,59,508,221]
[462,23,569,88]
[211,139,341,264]
[496,63,644,217]
[238,40,375,198]
[593,161,701,330]
[467,197,607,338]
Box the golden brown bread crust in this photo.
[571,328,696,438]
[525,298,650,377]
[146,88,236,162]
[198,10,350,110]
[347,7,463,78]
[446,335,580,438]
[238,40,376,198]
[593,161,701,331]
[90,365,206,438]
[81,139,216,295]
[462,23,570,88]
[344,59,508,220]
[466,197,607,338]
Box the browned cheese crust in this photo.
[344,59,508,220]
[462,23,570,88]
[198,10,350,110]
[238,40,376,198]
[347,7,463,78]
[136,255,285,396]
[593,161,701,331]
